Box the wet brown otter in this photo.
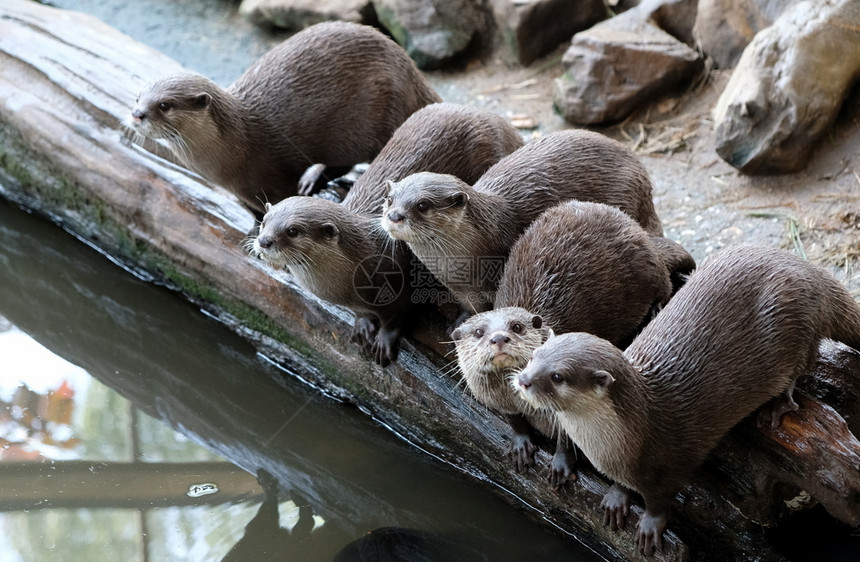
[452,201,693,486]
[253,103,524,365]
[513,245,860,555]
[129,21,440,216]
[381,129,664,314]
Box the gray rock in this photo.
[490,0,606,66]
[645,0,698,45]
[693,0,798,69]
[712,0,860,174]
[239,0,374,29]
[553,7,703,125]
[372,0,488,69]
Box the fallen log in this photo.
[1,1,858,560]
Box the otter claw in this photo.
[352,317,378,354]
[371,327,401,367]
[549,445,577,489]
[600,484,631,531]
[510,435,537,473]
[298,163,327,196]
[636,511,667,556]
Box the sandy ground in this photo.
[53,0,860,296]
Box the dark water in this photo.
[0,197,604,562]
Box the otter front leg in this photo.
[549,433,578,489]
[507,413,537,472]
[601,482,631,531]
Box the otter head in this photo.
[513,332,623,415]
[451,307,550,410]
[380,172,472,245]
[128,74,221,150]
[253,198,347,274]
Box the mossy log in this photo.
[1,1,858,560]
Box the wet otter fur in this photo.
[129,21,440,216]
[253,103,524,365]
[452,201,692,486]
[381,129,664,314]
[514,245,860,555]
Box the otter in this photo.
[452,201,693,486]
[129,21,440,216]
[381,129,664,314]
[253,103,524,365]
[513,245,860,555]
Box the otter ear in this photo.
[321,222,339,239]
[531,315,543,329]
[545,328,556,341]
[193,92,211,109]
[449,192,468,207]
[592,370,615,395]
[385,179,397,195]
[264,202,273,212]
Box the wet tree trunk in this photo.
[1,1,858,560]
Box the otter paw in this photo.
[510,434,537,473]
[636,511,668,556]
[298,163,327,196]
[770,390,800,428]
[351,317,378,353]
[600,484,631,531]
[371,327,401,367]
[549,446,577,489]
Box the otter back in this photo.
[132,21,440,215]
[345,103,524,215]
[496,201,674,348]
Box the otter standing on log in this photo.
[128,21,440,216]
[252,103,524,366]
[453,201,693,487]
[381,130,664,315]
[513,245,860,555]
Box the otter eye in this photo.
[550,372,564,384]
[511,322,524,334]
[384,196,392,207]
[416,200,430,213]
[286,227,299,238]
[159,102,170,112]
[473,328,484,338]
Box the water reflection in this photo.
[0,199,599,562]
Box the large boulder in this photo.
[712,0,860,174]
[694,0,798,69]
[372,0,488,69]
[554,5,703,125]
[239,0,375,29]
[490,0,606,66]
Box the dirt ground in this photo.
[55,0,860,296]
[429,48,860,297]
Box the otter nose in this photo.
[489,334,510,346]
[517,372,532,390]
[387,210,405,223]
[132,108,146,121]
[256,235,274,249]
